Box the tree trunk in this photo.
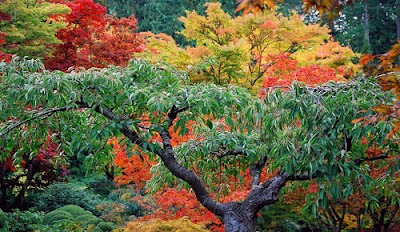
[397,0,400,40]
[223,204,257,232]
[13,163,34,209]
[0,168,7,211]
[364,0,371,52]
[104,165,114,181]
[373,224,383,232]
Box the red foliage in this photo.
[259,53,345,98]
[0,31,12,62]
[46,0,144,71]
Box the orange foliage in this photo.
[259,53,345,97]
[108,137,155,190]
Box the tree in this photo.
[99,0,237,45]
[333,0,398,54]
[46,0,144,71]
[1,57,397,231]
[138,3,358,92]
[0,133,68,211]
[0,0,69,58]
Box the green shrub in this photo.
[95,222,117,232]
[5,210,44,232]
[57,205,88,217]
[27,182,109,215]
[43,205,116,231]
[43,210,73,225]
[257,202,312,232]
[0,209,9,232]
[84,176,116,196]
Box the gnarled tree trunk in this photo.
[224,204,257,232]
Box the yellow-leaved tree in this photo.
[138,3,359,92]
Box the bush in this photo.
[124,217,211,232]
[42,210,73,225]
[108,188,142,217]
[26,182,108,215]
[42,205,116,231]
[85,176,116,196]
[95,221,117,232]
[257,202,312,232]
[0,209,9,232]
[5,210,44,232]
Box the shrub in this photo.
[42,205,116,231]
[0,209,9,232]
[85,176,116,196]
[27,182,108,215]
[95,222,117,232]
[5,210,44,232]
[42,210,73,225]
[123,217,211,232]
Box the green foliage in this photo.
[26,182,108,215]
[94,222,117,232]
[5,210,44,232]
[101,0,236,45]
[83,176,117,196]
[257,202,311,231]
[42,205,116,231]
[334,0,398,54]
[1,57,398,223]
[0,0,70,58]
[0,209,9,232]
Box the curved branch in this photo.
[158,127,228,215]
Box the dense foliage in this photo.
[0,1,399,232]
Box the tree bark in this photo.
[397,0,400,40]
[13,163,34,209]
[224,203,257,232]
[364,0,371,51]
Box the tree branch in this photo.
[166,105,189,127]
[244,172,289,211]
[158,126,228,216]
[354,153,390,165]
[249,157,267,188]
[211,149,245,158]
[0,107,69,138]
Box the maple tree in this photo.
[1,57,397,231]
[139,3,358,91]
[0,133,68,211]
[0,0,69,59]
[45,0,144,71]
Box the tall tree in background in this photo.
[334,0,397,54]
[0,0,69,58]
[97,0,236,45]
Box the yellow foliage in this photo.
[123,217,211,232]
[137,32,192,70]
[343,214,358,229]
[138,2,358,92]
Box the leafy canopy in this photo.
[0,0,69,58]
[0,58,397,216]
